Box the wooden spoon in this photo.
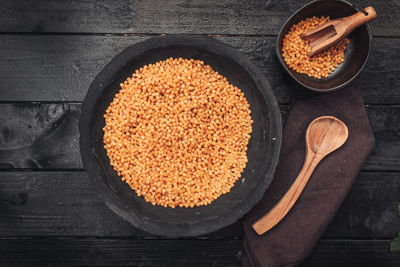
[252,116,348,235]
[301,6,377,57]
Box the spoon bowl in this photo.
[306,116,349,156]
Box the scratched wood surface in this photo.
[0,171,398,239]
[0,36,399,104]
[0,104,399,172]
[1,0,399,36]
[0,0,400,266]
[0,239,397,267]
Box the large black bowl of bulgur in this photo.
[79,35,281,237]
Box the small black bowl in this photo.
[276,0,372,92]
[79,35,282,237]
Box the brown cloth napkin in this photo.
[242,85,375,267]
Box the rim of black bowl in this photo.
[276,0,372,92]
[79,35,282,237]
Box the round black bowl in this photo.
[79,35,282,237]
[276,0,372,92]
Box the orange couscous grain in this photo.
[103,58,253,208]
[282,16,350,79]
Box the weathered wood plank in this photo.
[363,106,400,172]
[301,240,400,267]
[0,238,242,267]
[0,35,145,102]
[0,238,398,267]
[0,171,146,237]
[1,104,399,172]
[0,0,398,37]
[0,35,399,104]
[0,171,398,238]
[0,170,241,238]
[323,171,400,239]
[0,103,82,169]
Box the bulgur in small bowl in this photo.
[276,0,372,92]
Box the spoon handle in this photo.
[342,7,376,36]
[252,152,322,235]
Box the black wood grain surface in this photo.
[0,171,398,239]
[1,0,400,266]
[1,104,399,172]
[0,35,399,104]
[0,238,398,267]
[1,0,399,37]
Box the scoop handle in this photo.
[344,6,376,35]
[251,151,322,235]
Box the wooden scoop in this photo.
[301,6,376,57]
[252,116,348,235]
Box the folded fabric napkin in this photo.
[242,85,375,267]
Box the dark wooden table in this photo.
[1,0,399,266]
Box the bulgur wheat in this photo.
[282,16,350,79]
[103,58,253,208]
